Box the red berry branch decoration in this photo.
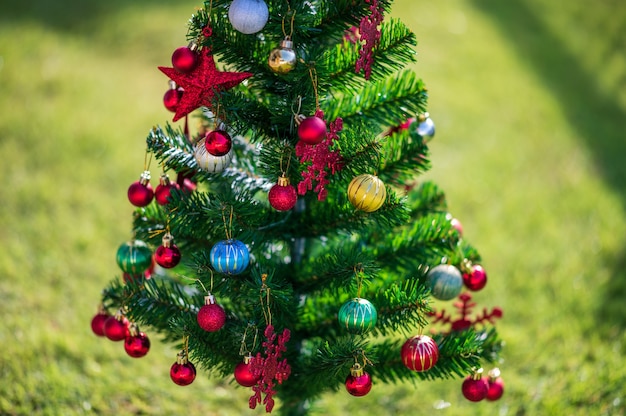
[429,292,503,332]
[355,0,384,80]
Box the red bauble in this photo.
[127,171,154,207]
[204,130,232,156]
[345,364,372,397]
[163,85,184,112]
[155,174,180,205]
[197,294,226,332]
[268,176,297,211]
[297,116,327,145]
[124,332,150,358]
[462,373,489,402]
[90,311,110,337]
[154,245,181,268]
[400,334,439,372]
[234,356,261,387]
[463,264,488,291]
[103,315,129,342]
[486,368,505,401]
[170,361,196,386]
[171,45,198,73]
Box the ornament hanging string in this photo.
[239,322,259,356]
[143,148,153,171]
[221,205,234,240]
[259,273,272,326]
[354,264,364,298]
[308,67,320,110]
[279,147,292,176]
[281,6,296,40]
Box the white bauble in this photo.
[194,138,234,173]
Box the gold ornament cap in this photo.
[204,293,216,305]
[139,170,151,185]
[277,174,290,187]
[350,362,364,377]
[470,367,484,381]
[162,232,174,248]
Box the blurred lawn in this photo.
[0,0,625,415]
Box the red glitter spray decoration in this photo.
[355,0,385,80]
[429,292,503,332]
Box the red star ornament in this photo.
[159,49,253,121]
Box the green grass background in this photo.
[0,0,625,414]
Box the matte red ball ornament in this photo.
[204,130,232,156]
[124,324,150,358]
[170,352,196,386]
[163,80,184,112]
[171,43,199,73]
[234,354,261,387]
[401,334,439,372]
[127,171,154,207]
[345,363,372,397]
[297,116,327,145]
[462,369,489,402]
[268,175,297,211]
[155,173,180,205]
[463,264,488,291]
[154,233,181,269]
[197,293,226,332]
[103,311,129,342]
[90,308,110,337]
[486,368,505,401]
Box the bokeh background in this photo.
[1,0,625,414]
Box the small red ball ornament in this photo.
[268,175,297,211]
[155,173,180,205]
[204,130,232,156]
[163,81,184,112]
[127,171,154,207]
[401,334,439,372]
[234,354,261,387]
[463,264,488,291]
[103,310,130,342]
[297,116,327,145]
[170,351,196,386]
[197,293,226,332]
[345,363,372,397]
[171,43,199,73]
[486,368,505,401]
[90,307,110,337]
[462,369,489,402]
[154,233,181,269]
[124,323,150,358]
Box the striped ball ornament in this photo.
[338,298,377,334]
[347,174,386,212]
[194,137,233,173]
[401,334,439,372]
[210,239,249,275]
[426,264,463,300]
[116,239,153,274]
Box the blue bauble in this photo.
[210,239,249,275]
[338,298,377,334]
[426,264,463,300]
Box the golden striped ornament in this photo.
[347,174,386,212]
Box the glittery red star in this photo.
[159,49,253,121]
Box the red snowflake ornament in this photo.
[249,325,291,413]
[355,0,385,80]
[429,292,503,332]
[295,111,344,201]
[159,48,253,122]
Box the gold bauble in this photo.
[347,174,386,212]
[268,39,297,74]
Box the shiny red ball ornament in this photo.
[90,308,110,337]
[297,116,327,145]
[154,233,181,269]
[155,173,180,205]
[268,175,297,211]
[462,369,489,402]
[463,264,488,291]
[124,324,150,358]
[486,368,505,401]
[204,130,232,156]
[103,311,129,342]
[171,43,199,73]
[163,80,184,112]
[234,355,261,387]
[345,363,372,397]
[197,293,226,332]
[170,352,196,386]
[401,334,439,372]
[127,171,154,207]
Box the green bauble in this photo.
[426,264,463,300]
[116,240,153,274]
[338,298,377,334]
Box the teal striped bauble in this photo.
[210,239,250,275]
[426,264,463,300]
[338,298,377,334]
[116,239,153,274]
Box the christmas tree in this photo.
[92,0,504,414]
